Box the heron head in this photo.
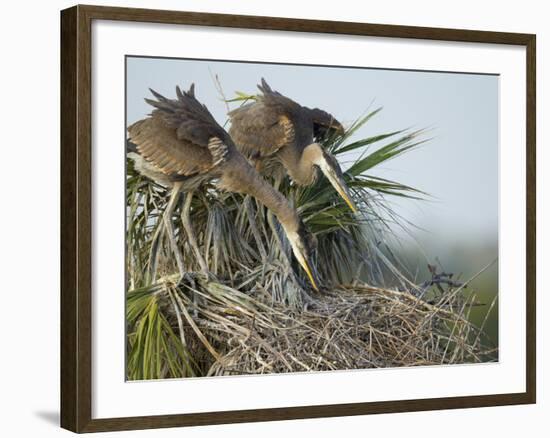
[283,219,320,291]
[304,144,357,213]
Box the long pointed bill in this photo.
[299,256,319,291]
[287,235,320,291]
[321,165,358,213]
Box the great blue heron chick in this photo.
[228,78,357,213]
[127,84,320,290]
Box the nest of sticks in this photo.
[133,272,496,379]
[125,112,497,380]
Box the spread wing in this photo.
[127,85,231,178]
[306,107,345,141]
[228,79,301,160]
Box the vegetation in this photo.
[126,104,496,380]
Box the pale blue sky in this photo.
[126,56,498,251]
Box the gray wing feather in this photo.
[228,79,300,159]
[147,85,229,146]
[127,85,233,178]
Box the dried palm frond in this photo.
[126,107,496,380]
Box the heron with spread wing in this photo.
[228,79,357,212]
[127,84,320,290]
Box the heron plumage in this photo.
[228,103,295,160]
[128,116,215,178]
[227,78,356,213]
[127,84,321,289]
[128,85,234,179]
[229,79,343,162]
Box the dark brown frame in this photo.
[60,4,536,433]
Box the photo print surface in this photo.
[125,56,499,381]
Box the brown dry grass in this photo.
[150,274,496,379]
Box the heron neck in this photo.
[221,157,298,231]
[279,143,319,186]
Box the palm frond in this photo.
[125,104,496,379]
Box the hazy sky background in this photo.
[126,56,499,257]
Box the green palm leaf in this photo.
[124,103,442,379]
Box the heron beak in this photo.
[286,232,320,291]
[320,162,358,213]
[299,255,320,291]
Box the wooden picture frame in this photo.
[60,4,536,433]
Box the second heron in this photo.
[228,79,357,212]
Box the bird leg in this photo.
[162,183,187,278]
[180,191,209,275]
[148,183,185,282]
[178,191,210,318]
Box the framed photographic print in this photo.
[60,4,536,433]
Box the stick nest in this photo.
[137,275,496,379]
